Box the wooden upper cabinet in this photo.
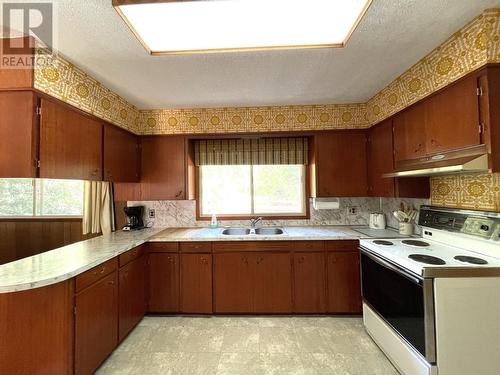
[425,76,480,154]
[315,131,368,197]
[393,101,427,161]
[140,136,186,200]
[0,91,38,177]
[104,125,140,182]
[39,98,103,181]
[367,119,395,197]
[368,120,429,198]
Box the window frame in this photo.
[0,179,84,219]
[197,164,309,220]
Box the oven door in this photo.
[360,247,436,364]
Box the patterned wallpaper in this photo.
[431,173,500,212]
[33,50,142,134]
[32,9,500,135]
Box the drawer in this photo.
[148,242,179,253]
[292,241,324,252]
[213,241,293,253]
[119,245,145,267]
[325,240,359,252]
[179,242,212,253]
[76,257,118,293]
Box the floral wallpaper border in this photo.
[32,9,500,136]
[431,173,500,212]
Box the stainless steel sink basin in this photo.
[255,228,284,235]
[221,228,251,235]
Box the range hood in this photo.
[383,145,490,178]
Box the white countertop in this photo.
[0,226,402,293]
[0,228,163,293]
[149,226,365,242]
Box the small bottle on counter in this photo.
[210,213,218,229]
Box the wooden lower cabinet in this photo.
[214,252,292,313]
[0,280,74,375]
[180,253,213,313]
[75,271,118,375]
[214,252,253,313]
[254,252,292,313]
[119,255,147,342]
[293,252,327,313]
[327,251,362,314]
[147,252,179,313]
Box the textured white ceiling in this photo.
[45,0,500,109]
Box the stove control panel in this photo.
[419,206,500,241]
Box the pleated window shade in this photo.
[194,138,308,166]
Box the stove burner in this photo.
[373,240,394,246]
[402,240,430,247]
[408,254,446,265]
[454,255,488,265]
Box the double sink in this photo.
[221,228,284,236]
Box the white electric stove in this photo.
[359,206,500,375]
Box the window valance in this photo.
[194,137,308,166]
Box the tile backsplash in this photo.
[128,197,429,231]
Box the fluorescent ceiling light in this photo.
[113,0,372,55]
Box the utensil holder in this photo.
[399,222,413,235]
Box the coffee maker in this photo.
[123,206,145,231]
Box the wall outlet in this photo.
[148,208,155,219]
[347,206,358,215]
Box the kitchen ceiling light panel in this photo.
[113,0,372,55]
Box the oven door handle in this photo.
[360,247,423,285]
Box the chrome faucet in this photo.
[250,217,263,228]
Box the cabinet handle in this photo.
[256,257,264,264]
[200,257,208,265]
[90,169,99,176]
[413,143,422,153]
[242,257,248,264]
[108,280,115,285]
[298,256,305,263]
[175,190,183,198]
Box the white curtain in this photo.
[83,181,116,235]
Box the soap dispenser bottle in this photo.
[210,213,218,229]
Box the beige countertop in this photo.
[0,226,402,293]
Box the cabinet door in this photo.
[148,253,179,313]
[393,101,427,161]
[367,120,395,197]
[254,253,292,313]
[315,132,367,197]
[75,271,118,375]
[0,91,37,177]
[425,76,480,154]
[140,136,186,200]
[327,252,362,314]
[180,253,212,313]
[104,125,139,182]
[119,256,146,342]
[293,252,326,313]
[40,98,103,180]
[214,252,253,313]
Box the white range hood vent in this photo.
[383,145,490,178]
